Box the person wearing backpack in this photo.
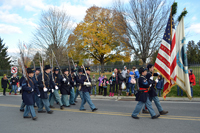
[127,71,136,96]
[156,75,164,97]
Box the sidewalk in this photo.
[90,95,200,102]
[2,92,200,102]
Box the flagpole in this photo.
[170,5,172,42]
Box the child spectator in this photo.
[109,73,116,97]
[156,75,164,97]
[102,75,109,96]
[98,74,104,95]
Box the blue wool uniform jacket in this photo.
[37,72,55,99]
[22,77,40,105]
[146,72,158,97]
[60,74,73,95]
[81,74,91,93]
[53,73,62,88]
[136,76,150,102]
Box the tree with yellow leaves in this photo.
[68,6,131,73]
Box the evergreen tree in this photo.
[0,38,11,70]
[187,40,198,64]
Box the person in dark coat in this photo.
[33,67,40,107]
[69,68,76,105]
[60,68,73,107]
[21,68,40,120]
[131,67,160,119]
[37,65,54,114]
[49,67,64,109]
[1,74,10,96]
[117,69,124,96]
[142,64,168,115]
[9,74,19,95]
[109,73,116,97]
[77,66,97,112]
[102,75,109,96]
[19,76,26,112]
[74,68,84,103]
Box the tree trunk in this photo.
[100,61,104,73]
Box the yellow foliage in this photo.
[68,6,131,65]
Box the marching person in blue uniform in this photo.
[33,67,40,108]
[131,67,160,119]
[49,67,64,109]
[74,68,84,102]
[19,75,26,112]
[21,68,40,120]
[142,64,168,115]
[37,65,54,114]
[77,66,98,112]
[60,68,73,107]
[69,68,76,105]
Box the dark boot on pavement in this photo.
[160,110,168,115]
[49,105,55,108]
[152,114,160,119]
[47,110,53,114]
[32,117,37,120]
[131,115,139,119]
[142,109,150,114]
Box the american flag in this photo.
[23,43,27,49]
[154,13,176,99]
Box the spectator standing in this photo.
[117,69,124,96]
[1,74,10,96]
[114,68,118,94]
[189,69,196,97]
[132,67,140,90]
[102,75,109,96]
[156,75,164,97]
[9,74,19,95]
[177,86,183,96]
[98,74,104,95]
[91,75,97,96]
[109,73,116,97]
[122,66,127,82]
[127,71,136,96]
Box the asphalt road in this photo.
[0,94,200,133]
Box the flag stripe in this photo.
[156,53,170,68]
[160,44,170,56]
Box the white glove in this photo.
[150,76,153,80]
[157,72,160,75]
[155,78,158,83]
[150,84,152,87]
[18,87,22,91]
[63,78,66,82]
[74,73,76,76]
[84,82,87,85]
[31,88,34,92]
[43,87,48,92]
[55,86,59,90]
[52,89,54,93]
[38,94,40,97]
[87,82,91,86]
